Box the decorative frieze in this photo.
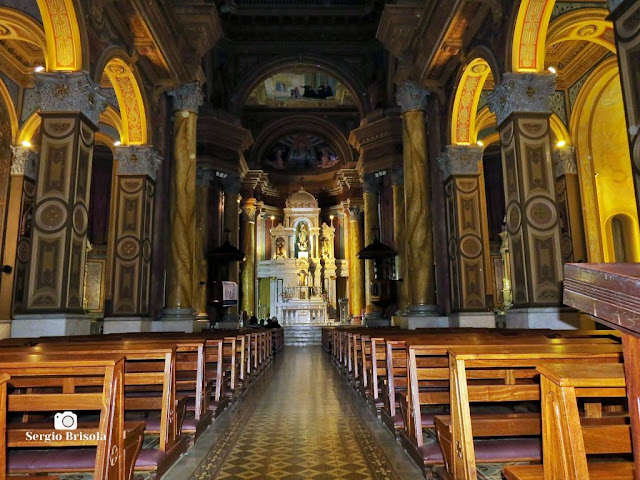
[438,145,483,180]
[10,146,38,179]
[34,71,109,127]
[115,146,162,180]
[553,146,578,178]
[487,73,556,126]
[168,83,204,113]
[395,81,429,114]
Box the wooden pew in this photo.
[442,344,623,480]
[503,363,632,480]
[0,353,143,480]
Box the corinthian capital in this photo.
[168,83,204,113]
[347,205,363,221]
[115,146,162,180]
[241,198,258,223]
[438,145,483,179]
[34,71,109,127]
[10,146,38,179]
[486,72,556,126]
[395,81,429,114]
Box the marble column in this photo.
[390,167,408,312]
[194,166,213,324]
[222,175,241,316]
[396,81,437,315]
[104,146,161,334]
[0,147,37,337]
[362,173,382,318]
[609,0,640,215]
[347,205,364,324]
[487,73,564,307]
[439,145,488,311]
[13,71,108,338]
[240,198,257,316]
[553,147,587,263]
[160,83,203,332]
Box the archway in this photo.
[35,0,84,71]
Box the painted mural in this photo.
[263,133,341,172]
[247,70,354,108]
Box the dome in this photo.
[286,187,318,208]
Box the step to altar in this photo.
[284,325,326,346]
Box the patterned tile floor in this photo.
[163,346,424,480]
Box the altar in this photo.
[257,188,336,325]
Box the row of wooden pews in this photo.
[323,325,632,479]
[0,327,284,480]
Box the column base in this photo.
[392,310,450,329]
[193,316,210,333]
[216,321,241,329]
[449,312,497,328]
[0,319,11,339]
[153,307,196,333]
[11,313,92,338]
[503,307,593,330]
[103,317,152,334]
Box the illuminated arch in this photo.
[549,114,570,145]
[451,58,494,145]
[0,78,19,143]
[546,9,615,53]
[18,112,41,146]
[0,7,48,70]
[99,105,124,142]
[35,0,83,71]
[511,0,556,72]
[96,51,149,145]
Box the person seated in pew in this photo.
[265,317,281,329]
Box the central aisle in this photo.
[165,346,423,480]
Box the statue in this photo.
[275,237,286,258]
[297,222,309,252]
[320,236,330,258]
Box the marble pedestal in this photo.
[154,307,196,333]
[103,317,152,334]
[503,307,593,330]
[449,312,497,328]
[11,313,92,337]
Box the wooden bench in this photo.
[503,363,632,480]
[0,353,143,480]
[443,344,624,480]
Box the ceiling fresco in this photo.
[246,69,355,108]
[262,133,342,174]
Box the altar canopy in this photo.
[257,188,337,324]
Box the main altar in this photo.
[257,188,336,325]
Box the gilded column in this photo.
[104,146,161,332]
[553,147,587,263]
[240,198,257,315]
[161,83,203,329]
[609,0,640,215]
[14,72,108,337]
[222,174,241,316]
[396,81,436,315]
[487,73,564,306]
[0,147,37,335]
[347,205,364,324]
[390,167,408,312]
[194,166,213,322]
[362,173,381,318]
[439,145,487,311]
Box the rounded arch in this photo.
[0,7,48,70]
[570,56,639,262]
[549,114,570,145]
[18,112,41,146]
[250,114,354,169]
[99,105,124,142]
[510,0,556,72]
[35,0,85,71]
[450,49,501,145]
[605,213,640,262]
[0,77,19,143]
[233,55,369,117]
[546,8,615,53]
[95,48,149,145]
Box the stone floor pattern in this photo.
[165,346,424,480]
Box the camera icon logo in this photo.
[54,411,78,431]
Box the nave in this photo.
[165,346,424,480]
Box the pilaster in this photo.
[194,166,213,322]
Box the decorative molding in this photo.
[553,146,578,178]
[487,73,556,126]
[361,173,381,194]
[10,146,38,179]
[168,83,204,113]
[196,166,213,187]
[390,166,404,186]
[438,145,483,179]
[114,146,162,181]
[34,71,109,127]
[395,81,429,114]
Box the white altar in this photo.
[257,188,336,325]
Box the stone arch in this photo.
[233,55,369,117]
[0,77,19,143]
[35,0,85,71]
[546,8,615,53]
[509,0,556,72]
[95,49,149,145]
[0,7,48,70]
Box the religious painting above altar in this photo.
[263,133,341,172]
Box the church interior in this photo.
[0,0,639,478]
